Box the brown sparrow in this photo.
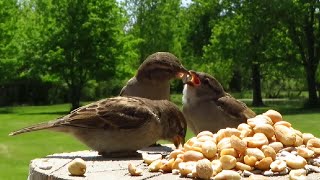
[120,52,189,100]
[182,71,256,134]
[9,96,187,157]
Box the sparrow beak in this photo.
[176,66,190,79]
[173,135,185,149]
[182,70,201,86]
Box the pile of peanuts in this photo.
[128,109,320,179]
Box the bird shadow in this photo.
[43,146,174,161]
[45,155,143,161]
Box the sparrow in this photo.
[182,71,256,135]
[120,52,190,100]
[9,96,187,157]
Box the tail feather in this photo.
[9,122,53,136]
[244,108,256,119]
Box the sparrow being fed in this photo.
[120,52,190,100]
[9,96,187,157]
[182,71,256,135]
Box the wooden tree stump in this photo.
[28,144,186,180]
[28,144,320,180]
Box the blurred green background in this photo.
[1,0,320,179]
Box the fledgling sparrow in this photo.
[120,52,190,100]
[9,96,187,157]
[182,71,256,134]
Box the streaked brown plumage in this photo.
[182,71,256,134]
[9,96,187,156]
[120,52,189,100]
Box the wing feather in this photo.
[53,97,158,130]
[216,94,256,121]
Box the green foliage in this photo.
[279,0,320,105]
[124,0,184,61]
[261,26,305,98]
[0,0,319,106]
[183,0,222,57]
[199,0,318,105]
[203,15,244,88]
[115,33,141,81]
[0,0,19,84]
[15,0,134,109]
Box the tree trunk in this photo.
[229,68,242,92]
[304,63,318,106]
[69,84,82,111]
[318,86,320,101]
[252,62,264,106]
[317,83,320,100]
[303,8,319,106]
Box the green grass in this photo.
[0,104,87,179]
[1,96,320,179]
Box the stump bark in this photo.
[28,144,184,180]
[28,144,320,180]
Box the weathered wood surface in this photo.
[28,144,320,180]
[28,144,187,180]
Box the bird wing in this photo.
[119,77,136,96]
[119,85,127,96]
[215,94,256,121]
[54,97,159,130]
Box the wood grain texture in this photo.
[28,144,320,180]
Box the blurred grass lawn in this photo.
[1,94,320,179]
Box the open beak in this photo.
[173,135,185,149]
[182,70,201,86]
[176,66,190,78]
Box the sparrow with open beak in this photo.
[9,96,187,157]
[182,71,256,134]
[120,52,190,100]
